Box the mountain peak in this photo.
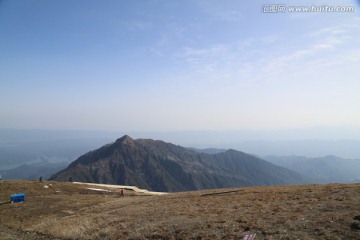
[50,137,311,191]
[116,135,134,143]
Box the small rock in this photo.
[353,215,360,221]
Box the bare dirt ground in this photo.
[1,180,360,239]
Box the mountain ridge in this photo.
[50,136,311,191]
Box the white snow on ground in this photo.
[86,187,111,193]
[74,182,168,195]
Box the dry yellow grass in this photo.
[1,180,360,239]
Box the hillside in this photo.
[1,180,360,239]
[50,136,310,191]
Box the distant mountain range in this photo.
[0,130,116,172]
[50,135,311,192]
[2,128,360,169]
[1,160,69,180]
[264,155,360,183]
[232,140,360,159]
[2,129,360,186]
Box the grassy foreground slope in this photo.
[1,180,360,239]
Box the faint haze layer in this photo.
[0,0,359,132]
[1,127,360,159]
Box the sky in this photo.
[1,0,360,133]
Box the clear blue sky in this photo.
[1,0,359,132]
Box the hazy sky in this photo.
[1,0,359,132]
